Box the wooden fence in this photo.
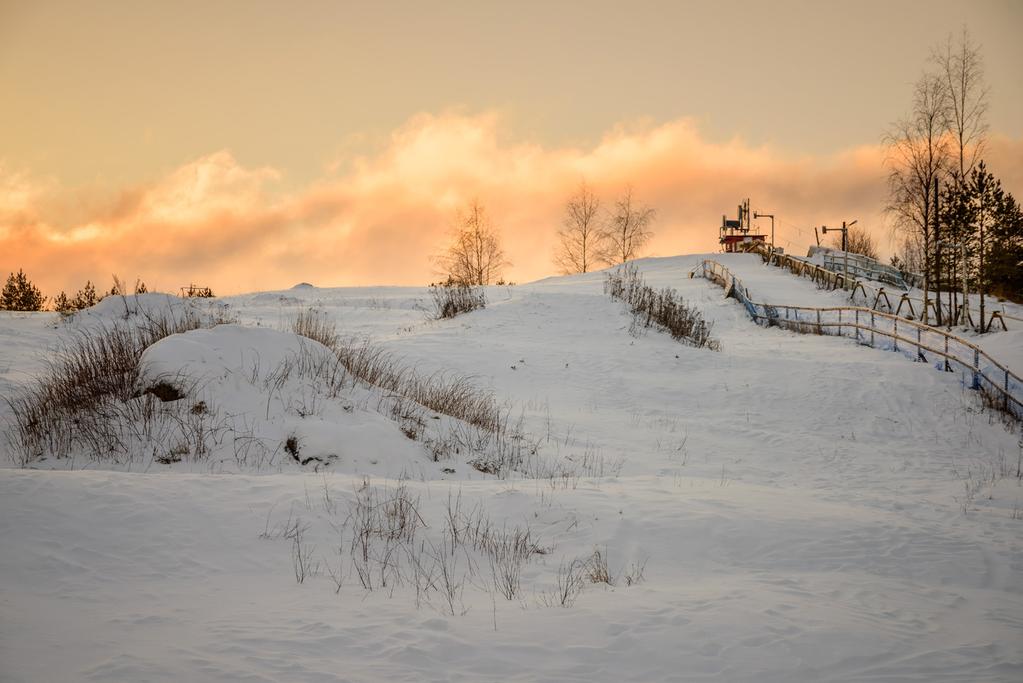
[743,241,1014,331]
[694,259,1023,420]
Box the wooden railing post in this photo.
[1006,369,1011,412]
[973,349,980,390]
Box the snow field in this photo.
[1,254,1021,681]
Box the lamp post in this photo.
[753,211,775,250]
[821,219,856,284]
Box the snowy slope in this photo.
[1,255,1021,682]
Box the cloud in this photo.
[1,112,1020,297]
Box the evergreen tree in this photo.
[72,281,101,310]
[1,270,46,311]
[939,171,974,320]
[939,162,1023,325]
[53,291,75,315]
[987,187,1023,302]
[966,162,1003,328]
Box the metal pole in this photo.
[753,212,776,252]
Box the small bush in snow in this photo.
[584,547,614,585]
[604,264,719,350]
[3,306,216,466]
[291,308,339,350]
[429,281,486,319]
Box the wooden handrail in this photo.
[741,242,996,330]
[696,259,1022,417]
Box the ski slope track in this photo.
[1,253,1021,682]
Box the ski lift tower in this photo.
[720,198,767,253]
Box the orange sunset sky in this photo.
[2,0,1021,296]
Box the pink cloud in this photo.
[1,112,1020,297]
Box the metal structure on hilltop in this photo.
[719,199,768,253]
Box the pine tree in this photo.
[72,281,101,310]
[966,162,1003,329]
[53,291,75,315]
[940,162,1023,323]
[1,270,46,311]
[939,171,974,320]
[987,187,1023,302]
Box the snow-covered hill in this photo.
[1,254,1020,682]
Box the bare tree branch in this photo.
[884,71,952,322]
[599,187,655,266]
[932,26,989,179]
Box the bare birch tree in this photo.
[933,27,989,180]
[600,187,655,266]
[833,226,879,260]
[933,27,989,323]
[884,72,951,324]
[436,200,509,286]
[553,181,603,274]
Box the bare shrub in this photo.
[430,282,486,319]
[270,483,599,616]
[487,525,543,600]
[288,309,565,479]
[292,522,317,584]
[540,558,586,608]
[291,323,501,434]
[584,547,613,585]
[291,308,339,349]
[433,536,467,615]
[605,264,719,350]
[342,482,427,591]
[622,558,648,586]
[3,306,218,465]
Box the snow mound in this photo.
[141,324,318,382]
[139,325,430,474]
[83,292,183,318]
